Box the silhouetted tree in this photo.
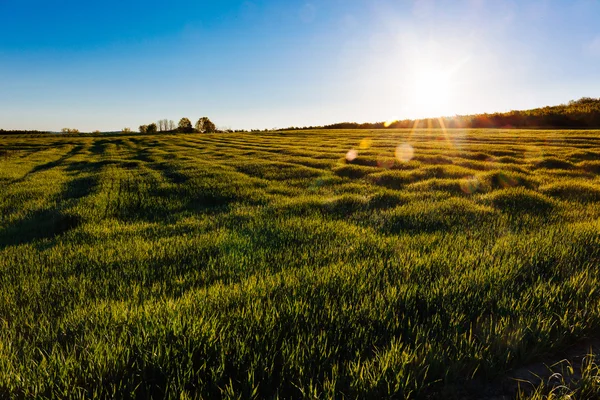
[147,123,158,134]
[195,117,216,133]
[139,125,148,134]
[178,118,193,133]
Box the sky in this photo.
[1,0,599,131]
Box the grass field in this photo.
[2,128,600,398]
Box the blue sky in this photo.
[1,0,599,131]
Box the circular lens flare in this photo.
[359,138,372,149]
[346,149,358,161]
[524,146,544,162]
[377,156,394,169]
[395,143,414,163]
[497,172,518,188]
[460,176,480,194]
[451,130,467,150]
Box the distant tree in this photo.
[195,117,216,133]
[93,130,101,134]
[61,128,80,134]
[168,120,175,131]
[139,125,148,134]
[147,123,158,134]
[178,118,193,133]
[122,127,131,133]
[158,119,170,132]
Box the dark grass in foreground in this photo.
[1,129,600,398]
[518,349,600,399]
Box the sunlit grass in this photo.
[1,128,600,398]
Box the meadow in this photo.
[1,128,600,398]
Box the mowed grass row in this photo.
[1,129,600,398]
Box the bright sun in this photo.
[411,67,454,118]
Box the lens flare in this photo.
[437,117,454,149]
[460,176,480,194]
[450,129,467,150]
[309,177,327,191]
[497,172,518,188]
[377,156,394,169]
[359,138,372,149]
[384,119,398,128]
[346,149,358,161]
[395,143,414,163]
[524,146,544,162]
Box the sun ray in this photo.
[437,117,453,148]
[408,118,420,142]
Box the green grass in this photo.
[1,129,600,398]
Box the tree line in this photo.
[282,97,600,130]
[4,98,600,134]
[1,116,219,135]
[139,117,217,134]
[0,129,52,135]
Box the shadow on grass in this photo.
[64,176,98,199]
[17,145,85,182]
[0,209,81,249]
[65,160,134,173]
[90,140,109,155]
[149,163,190,184]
